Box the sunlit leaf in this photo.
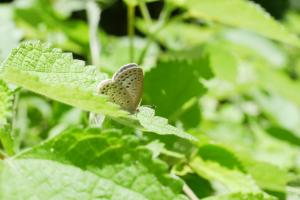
[143,58,213,128]
[202,192,275,200]
[137,106,197,141]
[0,41,128,118]
[189,156,260,193]
[0,128,188,200]
[182,0,300,47]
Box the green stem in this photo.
[86,0,104,126]
[183,183,199,200]
[137,3,173,64]
[86,0,102,67]
[137,24,166,65]
[128,4,135,62]
[138,1,152,26]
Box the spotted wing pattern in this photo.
[113,63,137,79]
[98,64,144,113]
[114,66,143,110]
[98,79,134,112]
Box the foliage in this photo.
[0,0,300,199]
[0,128,187,200]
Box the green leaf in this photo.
[143,58,213,127]
[197,144,245,172]
[137,106,197,141]
[285,11,300,36]
[182,173,214,198]
[256,64,300,110]
[223,29,287,67]
[202,192,276,200]
[240,158,288,193]
[204,42,238,82]
[0,128,188,200]
[196,142,288,193]
[183,0,300,47]
[0,41,196,141]
[201,125,289,193]
[0,80,14,155]
[0,41,128,118]
[266,126,300,148]
[253,89,300,133]
[179,103,202,129]
[189,157,260,193]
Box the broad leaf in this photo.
[266,126,300,148]
[202,192,275,200]
[182,0,300,47]
[137,106,197,141]
[240,157,287,193]
[0,41,128,118]
[197,144,244,171]
[198,131,289,193]
[0,128,188,200]
[196,143,288,193]
[189,157,260,193]
[182,173,214,198]
[0,41,196,141]
[254,86,300,132]
[143,58,213,128]
[204,42,238,82]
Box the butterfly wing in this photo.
[113,66,144,111]
[98,79,135,112]
[113,63,138,79]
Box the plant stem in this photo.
[128,4,135,62]
[183,183,199,200]
[137,3,172,64]
[87,0,101,67]
[86,0,104,126]
[138,1,152,26]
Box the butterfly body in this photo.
[98,63,143,113]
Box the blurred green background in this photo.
[2,0,300,199]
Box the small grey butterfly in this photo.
[97,63,144,113]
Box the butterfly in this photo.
[97,63,144,113]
